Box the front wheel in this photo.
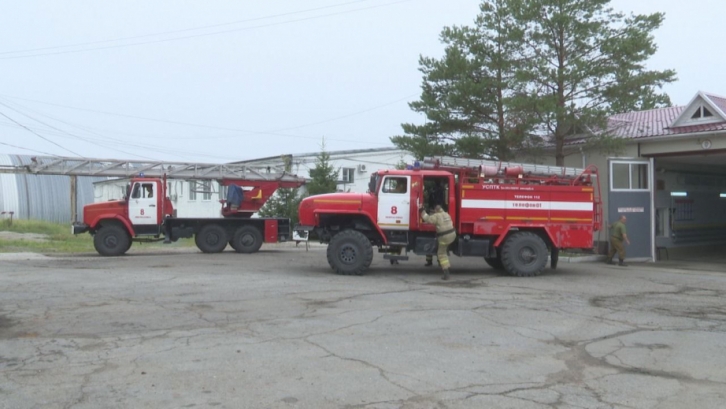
[326,230,373,276]
[94,225,131,257]
[501,232,548,277]
[195,224,228,253]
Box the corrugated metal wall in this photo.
[0,154,104,224]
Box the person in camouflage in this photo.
[606,215,630,266]
[420,205,457,280]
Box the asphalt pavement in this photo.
[1,244,725,408]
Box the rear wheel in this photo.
[195,224,228,253]
[94,225,131,257]
[326,230,373,276]
[501,232,548,277]
[231,225,263,254]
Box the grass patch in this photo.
[0,219,194,254]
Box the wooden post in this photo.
[70,176,78,223]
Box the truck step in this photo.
[383,254,409,261]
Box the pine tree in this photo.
[393,0,676,165]
[306,140,339,196]
[391,0,534,160]
[510,0,676,165]
[258,188,303,226]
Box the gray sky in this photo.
[0,0,723,163]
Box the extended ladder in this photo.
[422,155,593,179]
[0,155,305,183]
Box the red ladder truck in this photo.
[296,156,602,277]
[1,156,305,256]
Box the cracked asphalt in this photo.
[1,244,725,408]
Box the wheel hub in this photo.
[340,245,357,264]
[104,236,118,248]
[518,246,537,265]
[240,234,254,246]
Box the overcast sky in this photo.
[0,0,723,163]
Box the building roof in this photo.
[565,91,726,146]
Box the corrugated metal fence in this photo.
[0,154,104,224]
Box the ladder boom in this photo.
[0,155,304,183]
[422,155,592,179]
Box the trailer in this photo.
[1,156,305,256]
[295,155,602,277]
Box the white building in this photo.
[237,147,413,194]
[93,147,413,218]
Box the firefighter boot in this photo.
[425,255,433,267]
[605,258,615,265]
[441,268,450,280]
[618,260,628,267]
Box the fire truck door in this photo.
[128,181,159,226]
[377,175,411,230]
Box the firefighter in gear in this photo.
[606,215,630,266]
[420,205,456,280]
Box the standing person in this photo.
[420,205,457,280]
[606,215,630,266]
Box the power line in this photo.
[0,0,370,56]
[0,109,81,156]
[0,0,415,60]
[0,141,56,156]
[0,93,412,144]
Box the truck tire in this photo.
[326,230,373,276]
[94,225,131,257]
[195,224,228,253]
[501,232,548,277]
[230,226,263,254]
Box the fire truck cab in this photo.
[296,156,602,277]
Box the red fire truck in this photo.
[296,156,602,277]
[5,156,308,257]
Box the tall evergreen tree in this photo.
[305,139,339,196]
[510,0,676,165]
[394,0,676,165]
[391,0,534,160]
[258,187,303,226]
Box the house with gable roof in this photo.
[525,91,726,261]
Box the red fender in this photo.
[493,224,557,248]
[314,210,389,244]
[88,214,136,237]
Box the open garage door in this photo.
[652,153,726,251]
[608,159,653,261]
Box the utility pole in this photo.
[70,176,77,223]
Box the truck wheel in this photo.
[484,257,504,270]
[94,225,131,257]
[326,230,373,276]
[195,224,228,253]
[501,232,548,277]
[231,226,263,254]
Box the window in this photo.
[202,181,212,201]
[382,177,407,194]
[131,183,154,199]
[690,106,714,119]
[189,181,197,200]
[219,183,228,200]
[611,162,649,191]
[342,168,355,184]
